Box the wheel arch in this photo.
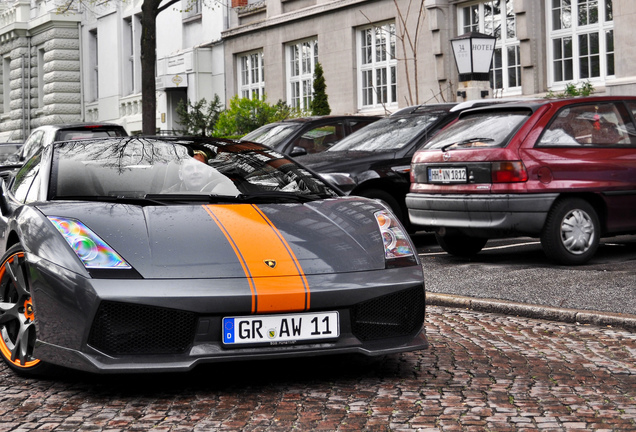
[4,230,21,253]
[549,192,608,235]
[351,179,407,204]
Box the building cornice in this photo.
[222,0,378,39]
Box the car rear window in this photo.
[57,128,127,141]
[537,102,636,147]
[422,109,531,150]
[329,114,444,152]
[241,123,302,148]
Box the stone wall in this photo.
[0,11,81,141]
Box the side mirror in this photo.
[289,146,308,157]
[0,178,10,216]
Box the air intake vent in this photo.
[88,301,197,356]
[351,286,425,341]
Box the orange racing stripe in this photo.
[203,204,310,313]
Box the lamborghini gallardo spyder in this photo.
[0,136,426,375]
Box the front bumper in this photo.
[29,256,427,373]
[406,192,559,237]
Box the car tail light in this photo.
[491,161,528,183]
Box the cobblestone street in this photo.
[0,306,634,431]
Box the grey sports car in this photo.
[0,136,426,375]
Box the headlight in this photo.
[48,217,131,269]
[374,210,417,267]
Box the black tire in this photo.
[359,189,411,231]
[0,245,51,376]
[540,198,600,265]
[435,232,488,257]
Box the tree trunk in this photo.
[141,0,159,135]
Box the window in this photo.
[183,0,202,19]
[538,102,634,147]
[358,22,397,110]
[548,0,614,86]
[287,39,318,111]
[89,29,98,101]
[123,15,141,96]
[35,48,45,109]
[12,153,41,204]
[2,57,10,115]
[238,51,264,100]
[458,0,521,93]
[290,121,345,154]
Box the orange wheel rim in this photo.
[0,252,40,368]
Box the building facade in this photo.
[0,0,227,140]
[80,0,227,134]
[0,0,83,141]
[0,0,634,141]
[222,0,635,116]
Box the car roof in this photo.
[274,115,382,124]
[455,95,636,117]
[390,103,457,116]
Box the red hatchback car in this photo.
[406,96,636,265]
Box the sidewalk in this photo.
[415,234,636,331]
[426,292,636,331]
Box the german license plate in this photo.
[222,312,339,345]
[428,167,467,183]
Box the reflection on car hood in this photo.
[297,150,391,172]
[37,198,387,279]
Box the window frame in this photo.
[122,14,141,97]
[88,29,99,102]
[356,21,398,111]
[182,0,202,20]
[537,101,636,148]
[286,38,318,111]
[547,0,615,89]
[457,0,522,95]
[237,50,265,100]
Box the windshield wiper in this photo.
[55,195,168,206]
[143,192,322,204]
[236,191,322,203]
[441,137,495,152]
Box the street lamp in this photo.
[450,32,496,99]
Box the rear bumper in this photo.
[406,193,559,237]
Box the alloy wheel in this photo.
[0,250,40,369]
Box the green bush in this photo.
[311,62,331,115]
[176,95,223,136]
[213,95,307,137]
[546,80,595,98]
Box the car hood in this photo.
[36,198,388,279]
[297,150,395,173]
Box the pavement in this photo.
[415,234,636,332]
[426,292,636,331]
[2,306,634,431]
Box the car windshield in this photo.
[241,123,303,148]
[328,114,443,152]
[423,110,531,150]
[51,138,338,202]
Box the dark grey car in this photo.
[0,136,426,376]
[241,116,380,157]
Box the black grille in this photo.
[88,301,197,356]
[351,286,425,341]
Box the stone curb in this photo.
[426,292,636,331]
